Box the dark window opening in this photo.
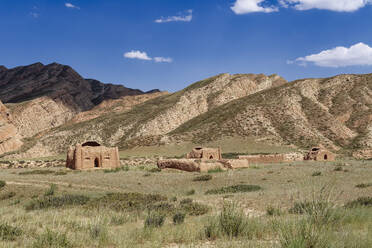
[94,158,99,167]
[209,155,214,159]
[82,141,101,147]
[324,154,328,160]
[195,147,202,150]
[312,148,320,151]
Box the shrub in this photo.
[25,194,90,210]
[180,198,193,205]
[103,166,129,173]
[0,180,5,189]
[89,223,108,242]
[205,185,261,195]
[204,218,219,240]
[87,192,166,212]
[333,166,343,172]
[219,202,246,238]
[276,219,329,248]
[144,211,166,228]
[186,189,195,196]
[208,168,224,173]
[148,167,161,173]
[312,171,322,177]
[0,223,22,241]
[173,212,186,225]
[19,170,55,175]
[0,192,16,200]
[193,175,212,182]
[32,229,72,248]
[44,184,57,196]
[355,183,372,189]
[54,171,67,176]
[345,197,372,208]
[266,205,282,216]
[180,201,210,216]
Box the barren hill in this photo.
[0,63,158,138]
[8,73,287,157]
[170,74,372,154]
[1,68,371,159]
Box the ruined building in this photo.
[186,147,222,160]
[304,147,335,161]
[66,141,120,170]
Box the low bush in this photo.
[144,211,166,228]
[87,192,166,212]
[44,184,57,196]
[148,167,161,173]
[25,194,90,210]
[32,229,72,248]
[205,184,261,195]
[88,223,108,242]
[186,189,195,196]
[173,212,186,225]
[219,202,247,238]
[204,218,220,240]
[0,223,22,241]
[355,183,372,188]
[103,166,129,173]
[0,180,6,189]
[266,205,282,216]
[193,175,212,182]
[0,191,16,200]
[333,166,343,172]
[19,170,55,175]
[312,171,322,177]
[345,197,372,208]
[180,198,193,205]
[208,168,224,173]
[180,201,210,216]
[54,171,68,176]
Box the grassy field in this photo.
[0,159,371,247]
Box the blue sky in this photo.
[1,0,372,92]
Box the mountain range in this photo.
[0,63,371,159]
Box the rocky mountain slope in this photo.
[1,65,371,159]
[0,62,158,138]
[0,101,23,154]
[170,74,372,153]
[9,73,287,157]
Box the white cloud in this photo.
[124,50,173,63]
[124,50,152,61]
[65,3,80,9]
[154,57,173,63]
[231,0,278,14]
[155,9,193,23]
[281,0,371,12]
[293,43,372,67]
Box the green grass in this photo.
[0,159,370,247]
[205,184,262,195]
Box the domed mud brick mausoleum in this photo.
[66,141,120,170]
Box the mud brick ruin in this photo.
[66,141,120,170]
[304,147,335,161]
[186,147,222,160]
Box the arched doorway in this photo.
[94,158,100,168]
[324,154,328,160]
[209,155,214,159]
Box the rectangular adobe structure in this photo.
[66,141,120,170]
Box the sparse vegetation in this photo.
[312,171,322,177]
[25,194,90,210]
[32,229,72,248]
[0,180,5,188]
[144,211,166,228]
[193,174,212,181]
[355,183,372,188]
[205,184,261,195]
[0,223,22,241]
[172,212,186,225]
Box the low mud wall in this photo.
[238,153,302,164]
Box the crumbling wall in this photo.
[238,153,303,164]
[157,158,248,172]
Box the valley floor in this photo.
[0,159,371,247]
